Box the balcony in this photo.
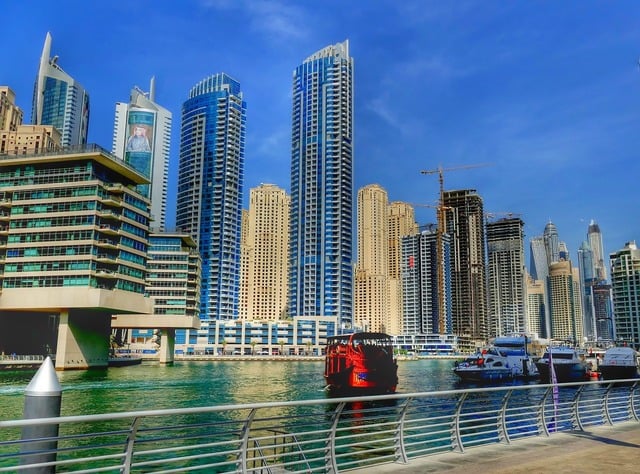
[98,224,119,236]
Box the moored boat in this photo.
[108,355,142,367]
[535,346,589,383]
[599,346,640,381]
[324,332,398,394]
[453,350,514,382]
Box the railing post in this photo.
[324,402,345,473]
[238,408,258,472]
[571,385,586,431]
[394,397,412,464]
[630,382,640,421]
[498,389,513,444]
[539,386,552,436]
[121,417,143,474]
[603,383,614,426]
[452,392,468,453]
[20,356,62,473]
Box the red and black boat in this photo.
[324,332,398,394]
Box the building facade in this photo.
[443,189,487,340]
[486,216,526,337]
[0,86,23,131]
[112,78,171,230]
[289,40,354,330]
[0,145,152,369]
[610,241,640,349]
[547,260,584,343]
[32,32,89,147]
[354,184,390,332]
[525,274,545,339]
[239,184,289,321]
[176,73,246,320]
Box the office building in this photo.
[289,40,354,331]
[443,189,487,340]
[486,216,526,336]
[588,220,607,281]
[239,184,289,321]
[32,32,89,147]
[610,241,640,348]
[354,184,390,332]
[543,221,560,266]
[401,229,452,335]
[577,240,597,340]
[547,260,584,344]
[0,145,152,369]
[112,78,171,230]
[176,73,246,320]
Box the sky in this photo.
[2,0,639,269]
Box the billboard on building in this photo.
[125,109,155,197]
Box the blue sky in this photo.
[2,0,639,267]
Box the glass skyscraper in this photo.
[176,73,246,320]
[32,32,89,147]
[112,78,171,230]
[289,40,354,330]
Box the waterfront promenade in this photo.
[358,421,640,473]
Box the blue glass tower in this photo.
[32,32,89,147]
[289,40,354,330]
[176,73,246,320]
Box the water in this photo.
[0,358,462,421]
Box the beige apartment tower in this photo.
[240,184,289,320]
[0,87,23,131]
[548,260,584,343]
[354,184,391,332]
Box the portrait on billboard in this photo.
[126,124,152,152]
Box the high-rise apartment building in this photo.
[176,73,246,320]
[388,201,419,334]
[289,40,354,330]
[354,184,390,332]
[401,229,452,335]
[610,241,640,348]
[0,87,23,131]
[32,32,89,147]
[443,189,487,340]
[577,240,597,340]
[547,260,584,343]
[525,274,545,338]
[486,216,526,336]
[543,221,560,266]
[239,184,289,321]
[112,78,171,230]
[0,145,152,369]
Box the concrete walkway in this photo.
[354,421,640,474]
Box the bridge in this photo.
[1,359,638,473]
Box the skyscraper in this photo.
[239,184,290,321]
[443,189,487,339]
[610,241,640,348]
[588,219,607,281]
[0,86,23,131]
[289,40,354,330]
[176,73,246,320]
[547,260,584,344]
[486,216,526,336]
[32,32,89,147]
[354,184,390,332]
[112,78,171,230]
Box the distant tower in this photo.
[112,77,171,230]
[240,184,290,321]
[588,219,607,281]
[176,73,246,320]
[486,216,526,336]
[401,228,452,334]
[443,189,487,340]
[547,260,584,344]
[0,86,23,131]
[289,40,354,331]
[32,32,89,146]
[577,240,597,341]
[525,275,545,338]
[610,241,640,348]
[354,184,390,332]
[543,221,560,265]
[387,201,419,334]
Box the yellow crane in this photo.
[419,163,491,334]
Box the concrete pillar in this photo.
[158,329,175,364]
[20,356,62,473]
[55,310,110,370]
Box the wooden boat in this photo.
[324,332,398,394]
[534,346,589,383]
[599,346,640,381]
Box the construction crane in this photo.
[419,163,491,334]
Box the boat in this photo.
[324,332,398,394]
[535,345,589,383]
[491,335,540,380]
[453,349,514,382]
[599,346,640,381]
[108,354,142,367]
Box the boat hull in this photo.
[599,365,639,381]
[108,356,142,367]
[535,361,588,383]
[453,367,513,383]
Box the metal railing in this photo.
[1,379,639,473]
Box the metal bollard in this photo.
[20,356,62,473]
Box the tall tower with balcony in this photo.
[289,40,354,332]
[176,73,246,321]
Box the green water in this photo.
[0,358,460,421]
